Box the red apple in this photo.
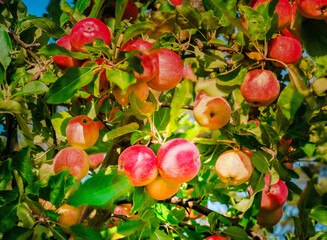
[113,0,139,21]
[253,0,292,31]
[121,39,153,52]
[240,69,280,107]
[145,175,181,200]
[53,35,83,71]
[113,82,149,106]
[53,147,89,181]
[107,203,137,227]
[171,0,183,6]
[57,204,83,228]
[157,138,201,184]
[66,115,99,149]
[147,48,184,91]
[215,150,254,185]
[183,65,197,81]
[205,236,229,240]
[260,174,288,211]
[193,91,231,130]
[256,207,283,227]
[70,18,111,53]
[296,0,327,19]
[88,153,105,169]
[268,35,302,66]
[118,145,158,186]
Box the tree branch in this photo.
[159,102,194,110]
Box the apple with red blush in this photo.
[88,153,105,169]
[145,175,181,200]
[296,0,327,19]
[256,207,283,227]
[241,69,280,107]
[193,91,231,130]
[205,236,229,240]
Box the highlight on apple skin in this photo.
[145,175,181,200]
[193,91,231,130]
[268,35,302,66]
[157,138,201,184]
[240,69,280,107]
[215,149,254,186]
[118,145,158,186]
[66,115,99,149]
[53,147,90,181]
[70,18,111,53]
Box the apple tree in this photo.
[0,0,326,239]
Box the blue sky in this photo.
[21,0,73,17]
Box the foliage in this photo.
[0,0,327,239]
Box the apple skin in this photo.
[113,82,149,106]
[171,0,183,6]
[240,69,280,107]
[66,115,99,149]
[205,236,229,240]
[107,203,137,227]
[183,65,197,81]
[215,150,254,186]
[53,35,83,71]
[57,204,82,228]
[121,40,159,83]
[253,0,292,31]
[118,145,158,186]
[256,207,283,227]
[145,175,181,200]
[147,48,184,91]
[193,91,231,130]
[113,0,139,21]
[157,138,201,184]
[296,0,327,19]
[88,153,105,169]
[70,18,111,53]
[268,36,302,67]
[53,147,89,181]
[260,174,288,211]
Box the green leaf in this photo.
[21,17,64,38]
[44,67,94,104]
[251,150,271,174]
[38,43,88,59]
[0,190,18,207]
[233,133,262,150]
[175,3,202,29]
[39,171,75,208]
[278,85,304,122]
[70,224,104,240]
[0,100,29,115]
[107,69,136,95]
[0,205,18,233]
[117,220,145,236]
[132,187,156,214]
[153,203,178,225]
[208,38,230,47]
[309,206,327,225]
[238,5,266,40]
[166,80,193,137]
[67,173,131,207]
[114,0,129,29]
[0,160,12,191]
[150,229,173,240]
[260,123,279,146]
[195,48,227,69]
[13,81,48,97]
[103,122,139,142]
[223,226,249,240]
[2,227,33,240]
[122,23,155,45]
[51,111,72,136]
[17,203,35,229]
[12,147,34,185]
[0,27,12,69]
[148,11,176,41]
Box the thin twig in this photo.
[159,102,194,110]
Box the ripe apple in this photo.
[215,150,254,185]
[70,18,111,53]
[53,147,89,181]
[193,91,231,130]
[171,0,183,6]
[253,0,292,30]
[205,236,229,240]
[118,145,158,186]
[157,138,201,184]
[145,175,181,200]
[88,153,105,169]
[268,36,302,67]
[107,203,137,227]
[66,115,99,149]
[113,82,149,106]
[260,174,288,211]
[147,48,184,91]
[281,3,301,39]
[57,204,82,228]
[113,0,139,21]
[121,40,159,83]
[53,35,83,71]
[240,69,280,107]
[256,207,283,227]
[81,60,111,97]
[296,0,327,19]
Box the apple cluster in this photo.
[53,115,105,180]
[118,138,201,200]
[249,174,289,227]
